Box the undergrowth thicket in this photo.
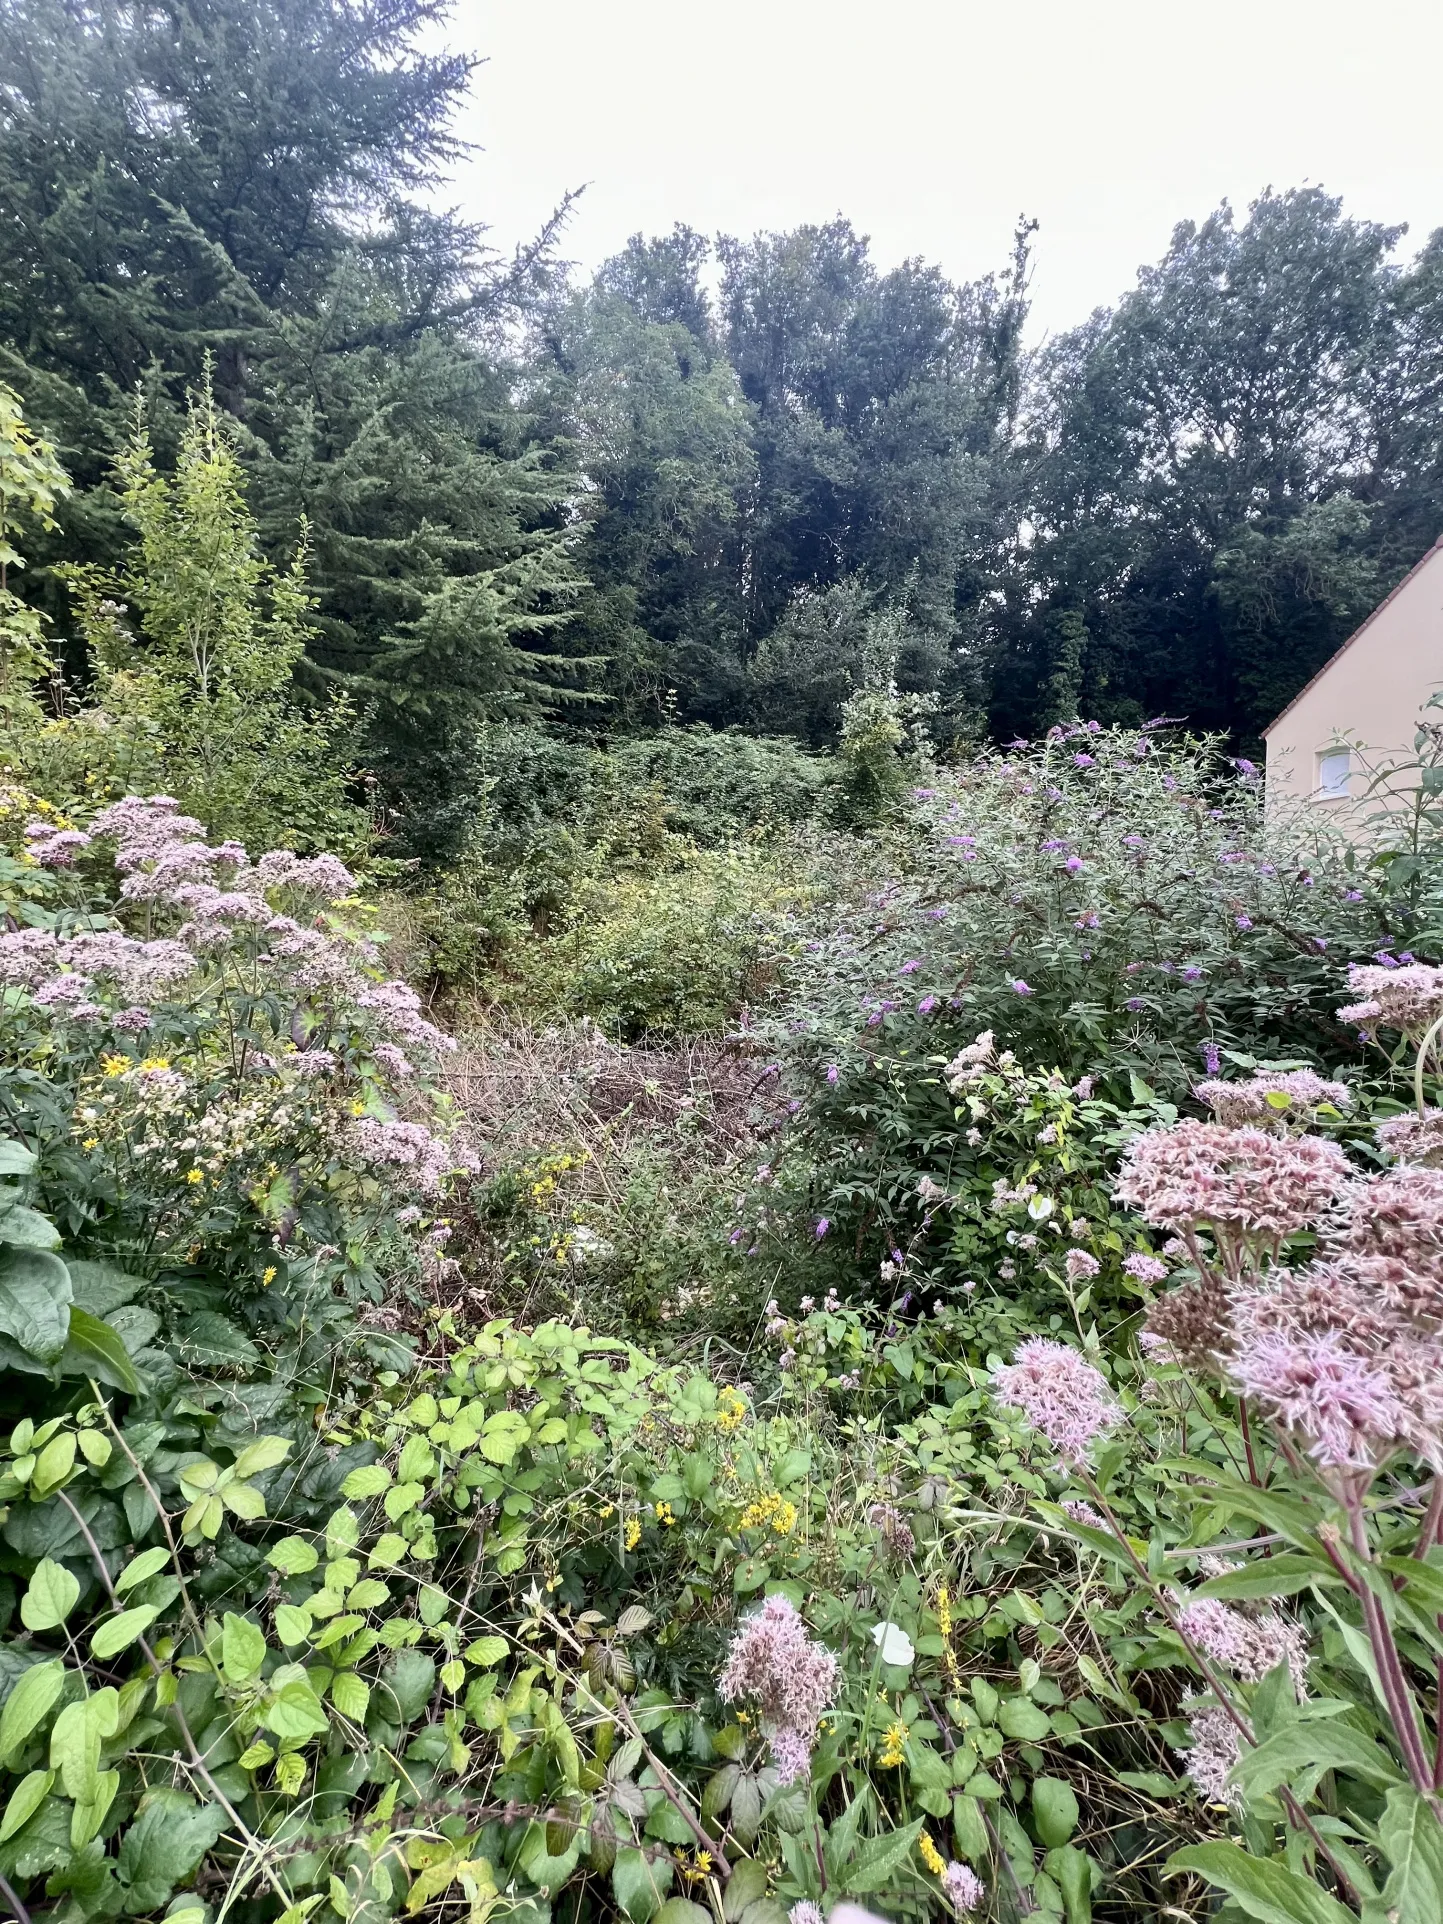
[8,379,1443,1924]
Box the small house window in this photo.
[1317,748,1351,800]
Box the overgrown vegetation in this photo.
[6,7,1443,1924]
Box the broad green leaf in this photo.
[0,1247,71,1363]
[367,1532,407,1567]
[612,1845,672,1922]
[847,1819,926,1894]
[1231,1722,1404,1798]
[232,1435,292,1479]
[173,1312,259,1370]
[91,1606,158,1660]
[340,1463,392,1499]
[115,1547,171,1594]
[464,1635,508,1667]
[655,1904,711,1924]
[116,1791,228,1912]
[1033,1776,1080,1846]
[0,1769,52,1843]
[1165,1842,1359,1924]
[32,1431,76,1495]
[267,1536,319,1576]
[0,1659,65,1759]
[222,1613,267,1683]
[381,1649,435,1722]
[346,1579,389,1610]
[64,1260,143,1315]
[1194,1554,1335,1601]
[274,1604,312,1647]
[220,1480,267,1520]
[20,1558,80,1631]
[0,1143,36,1178]
[329,1671,369,1722]
[479,1411,530,1466]
[1045,1844,1093,1924]
[0,1206,61,1250]
[721,1859,767,1920]
[61,1305,141,1394]
[1380,1784,1443,1918]
[264,1678,330,1742]
[998,1696,1051,1741]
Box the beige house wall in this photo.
[1264,536,1443,822]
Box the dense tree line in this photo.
[4,0,1443,848]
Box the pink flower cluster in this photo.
[992,1337,1120,1467]
[718,1593,839,1784]
[1178,1695,1242,1807]
[1193,1069,1349,1130]
[1176,1594,1308,1693]
[1337,961,1443,1036]
[1133,1106,1443,1482]
[25,818,91,867]
[1115,1121,1351,1242]
[349,1118,479,1195]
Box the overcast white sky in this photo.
[445,0,1443,339]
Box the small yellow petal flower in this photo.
[919,1832,946,1877]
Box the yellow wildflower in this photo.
[81,1137,99,1151]
[185,1168,205,1186]
[654,1501,676,1527]
[716,1386,748,1432]
[100,1055,129,1078]
[624,1518,641,1551]
[738,1490,797,1536]
[261,1266,277,1287]
[138,1056,170,1073]
[919,1832,946,1877]
[598,1502,616,1520]
[679,1851,712,1883]
[878,1719,909,1767]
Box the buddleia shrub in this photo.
[743,725,1400,1296]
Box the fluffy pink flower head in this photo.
[1227,1326,1410,1474]
[1194,1070,1349,1130]
[1375,1108,1443,1168]
[1114,1120,1351,1239]
[1176,1595,1308,1694]
[941,1863,985,1914]
[1064,1248,1100,1283]
[1178,1695,1242,1808]
[1338,962,1443,1036]
[718,1593,839,1785]
[1124,1252,1169,1284]
[992,1337,1120,1467]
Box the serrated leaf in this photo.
[274,1604,312,1647]
[1164,1842,1357,1924]
[329,1671,370,1722]
[616,1606,652,1637]
[367,1532,407,1567]
[267,1536,319,1576]
[221,1613,267,1683]
[612,1845,672,1922]
[341,1463,392,1499]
